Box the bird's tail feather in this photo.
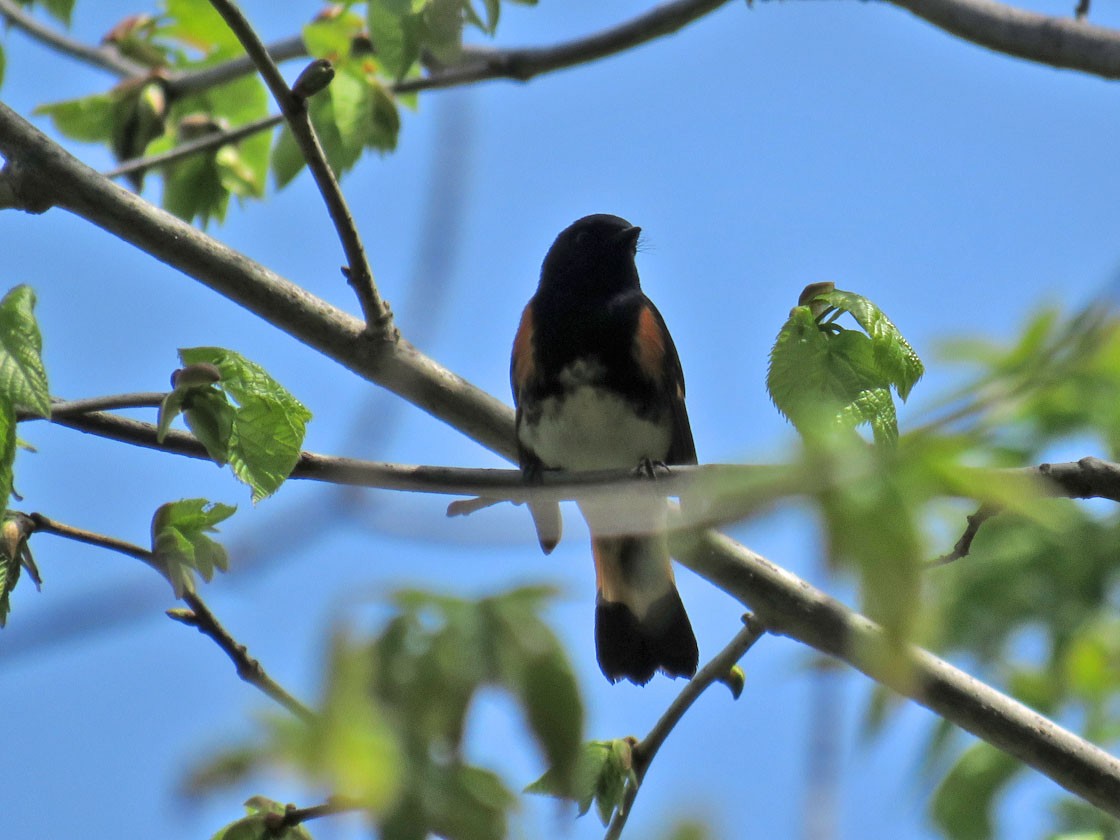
[592,534,697,685]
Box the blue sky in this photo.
[3,1,1120,838]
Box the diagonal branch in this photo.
[205,0,390,333]
[27,512,314,720]
[605,615,767,839]
[0,0,146,77]
[3,99,1120,818]
[884,0,1120,78]
[394,0,735,93]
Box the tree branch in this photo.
[4,99,1120,818]
[885,0,1120,79]
[929,502,999,567]
[204,0,391,333]
[168,594,315,722]
[262,796,365,833]
[103,113,284,183]
[0,0,146,77]
[27,512,313,721]
[394,0,735,94]
[605,615,767,840]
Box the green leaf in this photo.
[284,632,403,810]
[0,44,7,90]
[183,388,235,465]
[35,92,118,143]
[526,739,636,826]
[302,9,366,60]
[367,1,422,79]
[485,587,582,794]
[0,286,50,418]
[178,347,311,501]
[931,741,1020,840]
[768,287,923,445]
[271,125,305,188]
[25,0,74,25]
[0,399,18,518]
[161,0,244,55]
[423,0,464,65]
[815,288,924,399]
[151,498,236,597]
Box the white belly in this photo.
[519,385,671,471]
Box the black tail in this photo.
[592,535,698,685]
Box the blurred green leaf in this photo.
[931,741,1020,840]
[17,0,73,25]
[151,498,236,597]
[0,286,51,418]
[367,0,423,80]
[303,8,366,60]
[485,586,582,794]
[931,743,1021,840]
[526,738,636,827]
[276,631,403,811]
[160,0,244,55]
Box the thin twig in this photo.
[395,0,734,93]
[263,796,365,833]
[26,512,313,721]
[928,502,999,567]
[205,0,391,334]
[104,114,284,182]
[44,392,167,416]
[0,0,146,77]
[605,615,767,839]
[170,593,315,721]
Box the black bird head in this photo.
[538,214,642,301]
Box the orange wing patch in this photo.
[511,303,536,395]
[633,305,667,382]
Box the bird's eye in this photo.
[574,231,589,245]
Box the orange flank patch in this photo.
[633,305,666,381]
[512,303,536,392]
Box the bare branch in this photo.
[928,502,999,567]
[395,0,735,94]
[605,615,767,839]
[27,512,314,720]
[205,0,391,333]
[261,797,365,833]
[45,392,166,415]
[0,0,146,77]
[104,113,284,183]
[886,0,1120,79]
[169,594,315,722]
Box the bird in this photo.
[510,213,699,685]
